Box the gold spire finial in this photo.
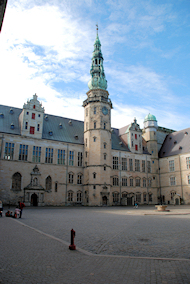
[96,24,98,33]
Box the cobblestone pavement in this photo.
[1,206,190,283]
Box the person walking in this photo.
[18,201,25,218]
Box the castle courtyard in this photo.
[1,206,190,283]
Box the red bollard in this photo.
[69,229,76,250]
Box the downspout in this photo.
[65,144,69,206]
[119,152,121,205]
[158,159,162,205]
[179,155,183,202]
[146,155,149,205]
[0,134,4,159]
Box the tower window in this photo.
[25,122,28,130]
[104,122,106,129]
[32,113,35,120]
[93,173,96,179]
[94,107,96,114]
[94,137,96,142]
[104,154,106,160]
[95,59,97,65]
[104,166,106,171]
[104,143,106,149]
[94,122,96,129]
[37,124,40,131]
[135,145,138,151]
[26,111,29,115]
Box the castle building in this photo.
[0,30,190,206]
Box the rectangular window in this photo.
[58,149,65,165]
[78,152,83,166]
[4,142,14,160]
[94,107,96,114]
[30,126,35,134]
[142,160,145,172]
[188,175,190,185]
[113,177,119,186]
[69,151,74,166]
[104,154,106,160]
[143,193,146,202]
[148,179,152,187]
[143,179,146,187]
[55,182,58,192]
[149,194,152,202]
[25,122,28,129]
[77,192,82,202]
[94,122,96,129]
[122,158,127,170]
[135,159,140,171]
[45,148,53,163]
[19,144,28,161]
[169,160,175,172]
[135,134,137,139]
[130,178,133,186]
[186,157,190,169]
[32,113,35,119]
[33,146,41,163]
[113,156,118,169]
[170,177,176,186]
[135,145,138,151]
[122,177,127,186]
[129,159,133,171]
[136,178,140,187]
[77,175,82,184]
[37,124,40,131]
[147,161,151,173]
[69,173,73,184]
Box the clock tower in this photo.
[83,27,112,206]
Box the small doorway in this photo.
[102,196,107,205]
[31,193,38,206]
[127,197,133,206]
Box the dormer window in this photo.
[59,123,62,129]
[0,113,4,118]
[10,123,14,129]
[69,120,72,126]
[75,135,78,140]
[10,108,14,114]
[32,113,35,120]
[45,115,48,121]
[49,131,53,136]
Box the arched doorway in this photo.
[102,196,107,205]
[31,193,38,206]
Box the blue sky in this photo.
[0,0,190,130]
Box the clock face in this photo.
[102,106,108,115]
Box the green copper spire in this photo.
[88,26,107,90]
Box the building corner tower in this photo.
[83,27,112,206]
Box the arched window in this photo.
[136,178,140,187]
[46,176,52,191]
[68,173,74,184]
[93,172,96,179]
[12,172,21,190]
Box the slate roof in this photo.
[0,104,130,150]
[159,128,190,158]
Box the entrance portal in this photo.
[127,197,133,206]
[102,196,107,205]
[31,193,38,206]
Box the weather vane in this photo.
[96,23,98,32]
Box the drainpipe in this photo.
[65,144,69,206]
[146,155,149,205]
[158,159,162,205]
[0,134,4,159]
[179,155,183,201]
[119,152,121,205]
